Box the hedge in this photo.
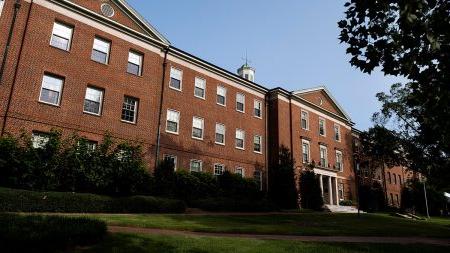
[0,187,186,213]
[192,197,277,212]
[0,213,107,252]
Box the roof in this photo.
[293,86,353,123]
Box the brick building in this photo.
[0,0,357,205]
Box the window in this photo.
[192,117,204,140]
[254,170,263,190]
[398,175,402,185]
[217,85,226,106]
[190,160,202,173]
[301,111,309,130]
[91,37,110,64]
[121,96,138,123]
[254,100,262,118]
[39,74,64,106]
[163,154,177,171]
[50,22,73,51]
[338,183,344,200]
[396,194,399,206]
[387,172,392,184]
[214,164,225,176]
[253,135,262,153]
[335,151,343,172]
[319,145,328,167]
[83,87,104,115]
[127,51,143,76]
[334,124,341,141]
[319,118,326,136]
[393,173,397,184]
[235,129,245,149]
[235,167,245,177]
[31,132,49,149]
[390,193,394,205]
[215,123,225,145]
[236,93,245,113]
[86,140,98,152]
[166,110,180,134]
[302,140,310,164]
[194,77,206,99]
[169,67,182,90]
[0,0,4,17]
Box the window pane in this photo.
[128,51,142,65]
[40,75,63,105]
[127,63,140,75]
[217,95,225,105]
[93,38,110,53]
[194,87,205,98]
[170,78,181,89]
[50,35,70,51]
[91,50,108,64]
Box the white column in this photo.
[319,175,324,198]
[328,176,333,205]
[335,177,340,206]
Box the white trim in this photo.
[313,168,337,178]
[216,85,227,107]
[253,99,263,119]
[166,109,180,135]
[301,139,311,164]
[0,0,4,17]
[169,67,183,91]
[235,128,245,150]
[319,117,326,137]
[194,76,206,100]
[213,163,225,176]
[236,93,245,113]
[334,123,342,142]
[215,123,226,145]
[335,150,343,172]
[319,145,328,168]
[83,86,104,116]
[39,74,64,106]
[235,167,245,177]
[253,135,263,154]
[191,116,204,140]
[301,110,310,130]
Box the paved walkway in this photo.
[108,226,450,246]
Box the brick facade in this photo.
[0,0,357,201]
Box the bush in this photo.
[0,187,185,213]
[299,170,324,211]
[401,179,446,216]
[269,146,298,209]
[192,197,277,212]
[340,200,353,206]
[0,213,106,252]
[0,131,153,196]
[358,181,385,212]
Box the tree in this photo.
[269,146,298,209]
[299,167,324,211]
[339,0,450,190]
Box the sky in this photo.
[127,0,405,130]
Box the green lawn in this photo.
[68,233,449,253]
[71,213,450,238]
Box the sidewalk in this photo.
[108,226,450,246]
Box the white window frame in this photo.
[334,124,341,142]
[215,123,226,145]
[166,109,180,135]
[301,110,309,130]
[254,99,262,118]
[214,163,225,176]
[191,116,204,140]
[190,159,203,173]
[319,118,326,137]
[194,77,206,99]
[319,145,328,168]
[31,132,50,149]
[163,154,178,171]
[50,22,73,51]
[121,96,138,124]
[169,67,183,91]
[0,1,5,17]
[253,135,262,154]
[39,74,64,106]
[236,93,245,113]
[235,167,245,177]
[127,50,143,76]
[235,129,245,150]
[83,86,104,116]
[91,37,111,64]
[335,150,343,172]
[217,85,227,106]
[302,139,311,164]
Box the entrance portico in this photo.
[314,168,340,206]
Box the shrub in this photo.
[192,197,277,212]
[0,131,153,196]
[0,187,185,213]
[0,213,106,252]
[340,200,353,206]
[299,170,324,211]
[269,146,298,209]
[358,181,385,212]
[401,179,446,216]
[218,171,261,200]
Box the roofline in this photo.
[270,88,355,126]
[169,46,269,94]
[118,0,171,45]
[293,86,353,122]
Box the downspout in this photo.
[154,46,169,169]
[1,0,31,137]
[0,0,22,84]
[264,92,269,193]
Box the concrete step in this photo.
[325,205,364,214]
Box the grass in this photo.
[69,233,450,253]
[70,212,450,238]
